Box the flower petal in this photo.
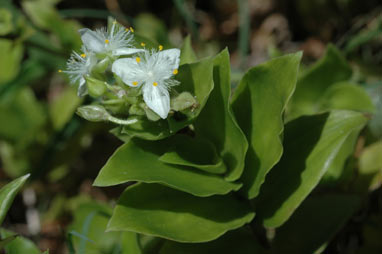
[77,78,88,97]
[158,49,180,69]
[78,28,105,53]
[112,48,145,56]
[112,58,144,87]
[143,84,170,119]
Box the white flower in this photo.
[64,47,97,96]
[79,21,143,56]
[112,49,181,119]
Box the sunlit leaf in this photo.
[195,49,248,181]
[107,183,255,242]
[231,52,302,198]
[0,228,40,254]
[160,227,265,254]
[179,36,197,65]
[159,135,226,174]
[94,138,241,197]
[287,45,352,120]
[0,174,30,225]
[255,110,368,228]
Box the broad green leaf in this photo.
[134,13,170,47]
[365,82,382,139]
[110,126,131,143]
[319,128,361,187]
[159,135,226,174]
[107,183,255,243]
[0,174,30,225]
[0,142,30,178]
[22,0,81,50]
[179,36,197,65]
[121,117,171,141]
[0,229,40,254]
[0,8,13,35]
[94,138,241,197]
[0,235,17,249]
[255,110,368,228]
[319,82,375,113]
[68,202,120,254]
[272,194,361,254]
[0,39,23,84]
[49,86,82,130]
[195,49,248,181]
[159,227,265,254]
[0,87,46,146]
[231,52,302,198]
[287,45,352,120]
[123,57,214,140]
[353,141,382,192]
[120,232,142,254]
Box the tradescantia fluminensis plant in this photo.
[63,18,376,253]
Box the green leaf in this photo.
[0,229,40,254]
[94,138,241,197]
[231,52,302,198]
[272,194,361,254]
[159,135,226,174]
[134,13,170,47]
[353,141,382,192]
[0,87,46,146]
[0,8,13,35]
[49,86,82,130]
[159,227,265,254]
[255,110,368,228]
[22,0,81,50]
[319,128,361,187]
[179,36,197,65]
[0,39,23,84]
[0,235,17,249]
[68,202,121,254]
[123,57,214,140]
[195,49,248,181]
[120,232,142,254]
[287,45,352,120]
[0,174,30,225]
[319,82,375,113]
[107,183,255,243]
[365,82,382,139]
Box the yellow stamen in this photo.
[105,39,110,44]
[132,81,138,86]
[136,57,141,63]
[159,45,163,51]
[173,69,178,75]
[58,69,62,73]
[80,53,86,58]
[113,20,117,24]
[140,42,146,47]
[130,27,134,32]
[153,82,158,87]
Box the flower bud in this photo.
[92,57,110,74]
[85,76,107,97]
[77,105,110,122]
[171,92,197,111]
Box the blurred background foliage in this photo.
[0,0,381,253]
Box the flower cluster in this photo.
[63,20,196,123]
